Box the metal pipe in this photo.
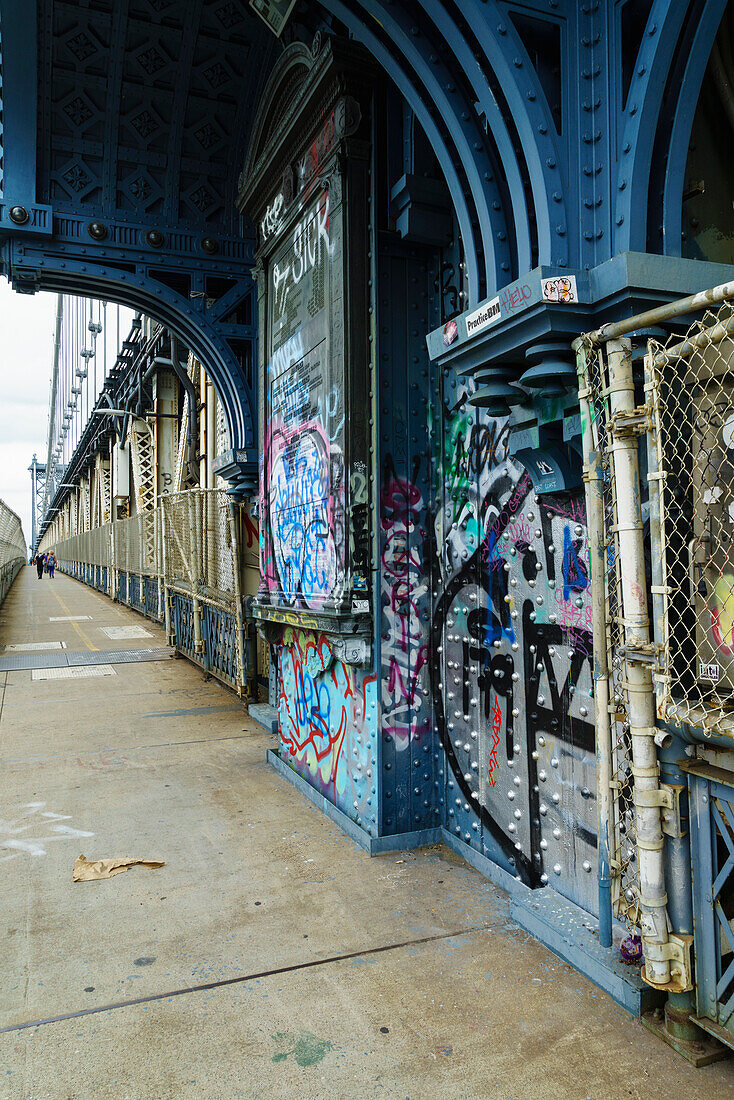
[187,492,204,658]
[645,355,668,718]
[228,500,248,696]
[606,337,671,986]
[206,380,216,489]
[160,499,174,647]
[644,349,696,970]
[575,342,614,948]
[653,308,734,368]
[577,280,734,347]
[169,336,198,477]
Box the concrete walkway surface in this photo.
[1,567,732,1099]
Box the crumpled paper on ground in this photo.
[73,854,165,881]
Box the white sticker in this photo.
[352,599,369,614]
[699,662,720,681]
[465,296,501,337]
[541,275,578,304]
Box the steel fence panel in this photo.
[161,490,236,611]
[0,499,27,605]
[649,303,734,738]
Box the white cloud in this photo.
[0,283,58,547]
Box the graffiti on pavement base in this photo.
[278,628,377,827]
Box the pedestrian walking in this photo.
[35,553,45,580]
[46,551,56,580]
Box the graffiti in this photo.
[261,192,285,241]
[278,629,377,826]
[709,573,734,654]
[430,377,596,899]
[271,191,332,321]
[267,423,341,609]
[243,511,258,550]
[253,605,319,629]
[541,275,578,303]
[380,466,431,747]
[562,524,589,600]
[0,802,94,863]
[498,282,532,314]
[488,697,501,787]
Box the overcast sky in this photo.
[0,282,58,550]
[0,284,138,550]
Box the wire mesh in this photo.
[0,499,27,604]
[579,338,640,929]
[650,302,734,737]
[161,490,236,611]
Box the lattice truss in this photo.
[97,454,112,526]
[80,477,91,532]
[579,339,640,928]
[709,788,734,1026]
[129,418,157,566]
[649,302,734,737]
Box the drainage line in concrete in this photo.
[0,671,7,725]
[1,925,492,1034]
[0,731,251,766]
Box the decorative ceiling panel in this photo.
[38,0,277,230]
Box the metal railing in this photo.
[0,499,26,606]
[48,489,248,694]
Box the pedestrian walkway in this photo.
[1,567,732,1098]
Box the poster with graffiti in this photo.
[261,189,347,612]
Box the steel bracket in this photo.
[634,787,673,810]
[661,784,686,838]
[620,642,659,665]
[609,406,652,437]
[642,934,694,993]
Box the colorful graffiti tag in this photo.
[429,377,596,906]
[380,469,431,747]
[267,423,340,609]
[278,628,377,828]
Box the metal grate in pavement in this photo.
[0,647,174,672]
[32,665,117,681]
[99,625,153,640]
[70,649,173,666]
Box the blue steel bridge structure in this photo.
[3,0,734,1064]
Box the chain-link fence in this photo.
[55,524,112,567]
[576,280,734,997]
[161,490,237,612]
[649,301,734,736]
[0,499,27,606]
[49,489,248,692]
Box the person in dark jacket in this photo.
[35,553,45,580]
